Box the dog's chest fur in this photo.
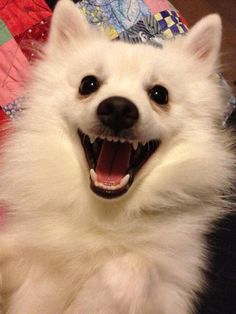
[1,207,209,313]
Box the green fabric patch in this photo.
[0,19,12,45]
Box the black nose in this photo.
[97,97,139,132]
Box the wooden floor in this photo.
[172,0,236,93]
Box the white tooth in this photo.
[90,169,97,182]
[132,141,138,150]
[89,136,96,144]
[142,141,147,146]
[107,136,112,142]
[120,174,130,187]
[120,139,125,143]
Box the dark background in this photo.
[172,0,236,95]
[46,1,236,313]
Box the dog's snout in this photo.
[97,97,139,131]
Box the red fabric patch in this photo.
[15,17,51,62]
[0,36,29,107]
[144,0,171,14]
[0,109,7,225]
[0,0,52,37]
[0,106,7,120]
[0,107,7,139]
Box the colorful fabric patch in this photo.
[104,25,119,40]
[0,0,51,37]
[119,15,164,47]
[155,10,188,38]
[15,17,51,62]
[0,106,8,145]
[0,106,7,127]
[0,23,29,107]
[144,0,172,14]
[2,97,23,119]
[0,19,12,45]
[76,0,151,35]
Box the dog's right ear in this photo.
[47,0,92,51]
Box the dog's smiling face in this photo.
[74,46,168,199]
[29,0,227,205]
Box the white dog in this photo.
[0,0,235,313]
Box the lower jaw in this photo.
[90,173,134,199]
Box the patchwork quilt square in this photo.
[155,10,188,38]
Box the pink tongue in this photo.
[96,141,132,186]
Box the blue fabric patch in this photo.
[160,10,169,18]
[76,0,151,33]
[119,15,164,47]
[2,97,23,119]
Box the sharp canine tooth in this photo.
[89,136,96,144]
[90,169,97,182]
[120,174,130,186]
[132,141,138,150]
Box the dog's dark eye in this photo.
[149,85,168,105]
[79,75,100,96]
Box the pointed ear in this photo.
[183,14,222,71]
[47,0,91,50]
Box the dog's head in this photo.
[4,0,233,216]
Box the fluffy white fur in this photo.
[0,0,235,313]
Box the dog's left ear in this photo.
[183,14,222,72]
[47,0,93,51]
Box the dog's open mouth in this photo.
[79,131,160,198]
